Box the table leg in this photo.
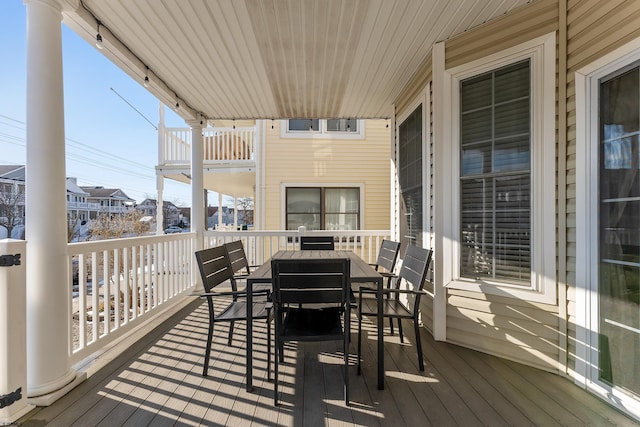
[246,279,253,392]
[377,277,384,390]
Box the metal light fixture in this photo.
[96,22,104,50]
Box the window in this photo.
[282,119,364,139]
[398,105,423,249]
[460,60,531,284]
[596,64,640,398]
[286,187,360,231]
[288,119,320,132]
[327,119,358,132]
[439,32,556,303]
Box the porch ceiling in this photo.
[61,0,532,122]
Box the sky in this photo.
[0,1,224,207]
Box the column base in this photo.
[27,369,85,406]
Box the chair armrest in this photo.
[357,287,425,302]
[196,289,270,299]
[378,288,426,297]
[379,272,397,278]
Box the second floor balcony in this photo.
[158,126,257,197]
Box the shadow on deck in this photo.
[18,299,638,426]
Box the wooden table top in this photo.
[246,250,382,284]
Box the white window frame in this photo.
[395,90,431,250]
[575,36,640,420]
[280,119,365,140]
[280,182,365,230]
[438,32,556,304]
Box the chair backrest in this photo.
[375,239,401,272]
[398,245,433,296]
[271,258,350,305]
[224,240,251,275]
[299,235,335,251]
[195,245,234,293]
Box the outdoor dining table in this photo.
[245,250,385,392]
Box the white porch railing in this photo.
[204,229,392,266]
[67,233,194,365]
[161,126,256,164]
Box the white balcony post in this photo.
[24,0,78,402]
[189,119,204,252]
[156,176,164,235]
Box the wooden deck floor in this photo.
[18,299,638,427]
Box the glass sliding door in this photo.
[598,65,640,397]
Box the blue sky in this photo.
[0,1,214,207]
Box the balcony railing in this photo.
[161,126,256,164]
[68,233,194,364]
[67,201,102,211]
[98,205,130,213]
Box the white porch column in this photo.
[156,176,164,235]
[189,119,204,252]
[24,0,78,401]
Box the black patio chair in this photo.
[194,245,271,377]
[368,239,401,333]
[299,235,335,250]
[357,245,432,372]
[271,257,351,406]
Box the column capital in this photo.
[23,0,63,13]
[186,115,205,129]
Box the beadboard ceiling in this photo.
[62,0,532,121]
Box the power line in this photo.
[109,87,157,130]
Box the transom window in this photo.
[282,119,364,139]
[285,187,360,231]
[460,59,531,284]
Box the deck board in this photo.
[18,299,639,427]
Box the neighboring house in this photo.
[136,198,181,230]
[66,177,94,223]
[79,186,135,219]
[0,165,26,239]
[0,170,137,239]
[158,119,390,232]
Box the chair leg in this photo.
[414,318,424,371]
[203,319,214,377]
[357,312,363,375]
[267,319,272,382]
[274,337,279,406]
[227,320,235,346]
[344,330,350,406]
[398,319,404,343]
